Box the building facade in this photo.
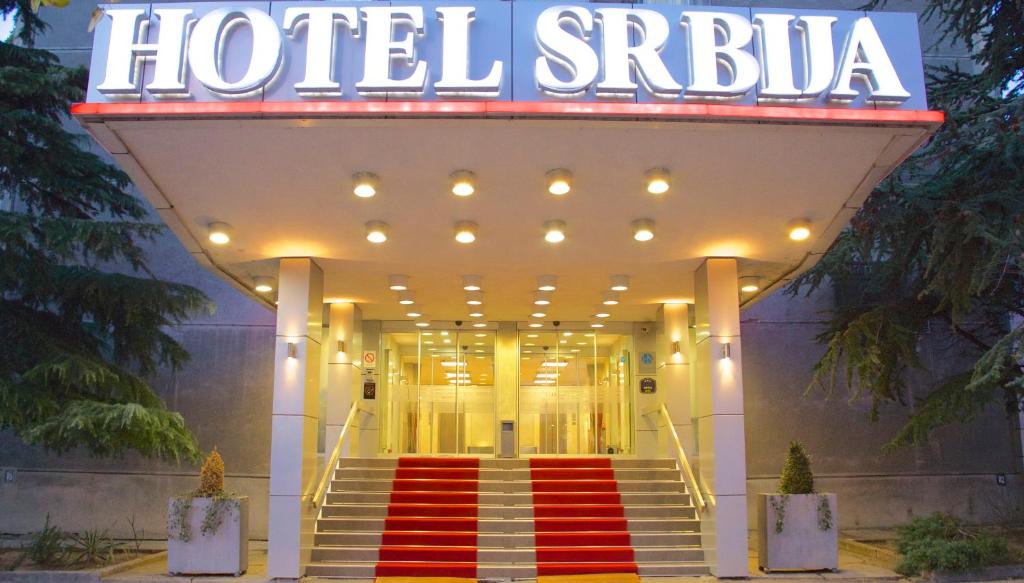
[1,0,1021,579]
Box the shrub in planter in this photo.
[757,442,838,572]
[894,513,1011,577]
[168,449,249,576]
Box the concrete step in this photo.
[334,458,678,470]
[305,561,709,579]
[638,562,711,576]
[321,503,695,520]
[333,467,680,482]
[313,531,703,548]
[324,490,692,506]
[316,516,701,534]
[310,546,704,564]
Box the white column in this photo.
[267,258,323,579]
[326,302,362,455]
[660,303,696,457]
[694,258,749,578]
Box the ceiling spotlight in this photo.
[531,311,547,318]
[405,307,422,318]
[594,310,611,318]
[546,168,572,195]
[397,290,415,304]
[788,219,812,241]
[388,274,409,291]
[352,171,379,198]
[253,276,274,293]
[645,167,670,194]
[590,322,605,328]
[537,275,557,292]
[739,276,762,293]
[466,291,484,306]
[533,292,551,306]
[609,274,630,292]
[468,310,484,318]
[632,218,655,242]
[365,221,389,244]
[472,322,487,328]
[462,274,482,291]
[207,222,233,245]
[602,291,620,305]
[454,220,478,244]
[450,170,476,197]
[415,320,430,327]
[544,220,567,243]
[528,322,544,328]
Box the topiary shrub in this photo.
[778,441,815,494]
[196,448,225,497]
[895,513,1011,576]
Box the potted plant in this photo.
[168,449,249,576]
[757,442,838,572]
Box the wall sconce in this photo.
[287,342,298,359]
[337,340,346,353]
[671,341,681,355]
[721,342,732,359]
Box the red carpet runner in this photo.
[531,458,638,576]
[374,457,479,578]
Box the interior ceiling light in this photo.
[466,291,484,305]
[415,320,430,327]
[739,276,762,293]
[537,275,557,292]
[450,170,476,197]
[472,322,487,328]
[405,307,422,318]
[462,274,482,291]
[365,221,389,244]
[388,274,409,291]
[541,361,569,367]
[397,290,415,304]
[609,274,630,291]
[528,322,544,328]
[533,292,551,306]
[207,222,233,245]
[454,220,478,244]
[645,167,671,194]
[788,219,812,241]
[253,276,274,293]
[632,218,655,242]
[531,311,547,318]
[602,291,620,305]
[594,308,611,318]
[546,168,572,195]
[590,322,605,328]
[468,310,484,317]
[543,219,567,244]
[352,171,379,198]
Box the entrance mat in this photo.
[536,563,638,576]
[375,561,476,578]
[398,457,480,468]
[533,504,625,518]
[537,573,641,583]
[531,479,619,492]
[391,490,478,504]
[530,458,612,469]
[535,532,632,546]
[536,547,635,563]
[378,545,477,562]
[382,531,478,546]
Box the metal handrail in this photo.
[311,402,359,508]
[659,403,708,513]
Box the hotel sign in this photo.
[85,1,927,110]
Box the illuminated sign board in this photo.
[85,2,927,110]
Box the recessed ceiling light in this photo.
[415,321,430,327]
[602,291,620,305]
[531,311,547,318]
[644,167,670,194]
[405,307,422,318]
[609,275,630,291]
[472,322,487,328]
[422,332,433,336]
[352,171,379,198]
[537,275,557,292]
[788,220,812,241]
[475,333,487,338]
[462,274,482,291]
[469,311,484,318]
[590,322,605,328]
[424,340,434,345]
[739,276,762,293]
[533,292,551,306]
[594,311,611,318]
[543,219,566,243]
[525,342,535,346]
[388,274,409,291]
[528,334,539,338]
[466,291,483,305]
[450,170,476,197]
[528,322,543,328]
[632,218,655,242]
[454,220,478,244]
[546,168,572,195]
[366,221,389,243]
[397,290,415,304]
[207,222,233,245]
[253,276,274,293]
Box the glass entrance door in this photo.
[518,330,635,455]
[379,328,495,455]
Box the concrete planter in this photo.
[757,493,838,572]
[167,496,249,576]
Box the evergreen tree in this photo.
[0,0,210,461]
[788,0,1023,449]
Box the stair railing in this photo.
[659,403,708,514]
[311,401,359,509]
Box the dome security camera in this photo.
[553,321,561,327]
[455,320,463,327]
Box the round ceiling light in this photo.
[602,291,620,305]
[739,276,762,293]
[415,320,430,327]
[468,310,484,318]
[450,170,476,197]
[462,274,482,291]
[253,276,274,293]
[531,311,547,318]
[632,218,655,242]
[405,306,422,318]
[537,275,557,292]
[352,171,379,198]
[387,274,409,291]
[609,274,630,291]
[533,292,551,306]
[454,221,478,244]
[644,167,670,194]
[788,220,812,241]
[207,222,233,245]
[397,290,415,304]
[546,168,572,195]
[466,291,484,306]
[472,322,487,328]
[365,221,389,244]
[544,220,566,244]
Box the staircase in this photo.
[307,457,708,579]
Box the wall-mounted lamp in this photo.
[671,341,681,355]
[337,340,346,353]
[721,342,732,359]
[287,342,298,359]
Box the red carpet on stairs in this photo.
[374,457,479,579]
[531,458,638,576]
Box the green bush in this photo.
[67,528,121,565]
[21,515,66,567]
[778,441,815,494]
[895,513,1011,576]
